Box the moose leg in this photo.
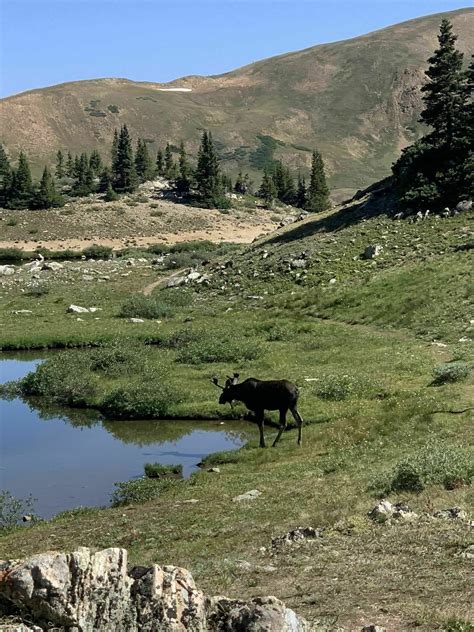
[291,407,303,446]
[256,409,266,448]
[272,408,287,447]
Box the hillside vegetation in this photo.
[1,8,473,198]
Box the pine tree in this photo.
[73,152,94,196]
[234,171,252,195]
[89,149,103,175]
[135,138,154,183]
[0,143,10,177]
[7,152,33,209]
[55,150,65,179]
[156,149,164,177]
[0,143,11,207]
[258,168,277,207]
[34,166,63,209]
[420,19,468,146]
[104,182,119,202]
[113,125,138,193]
[175,141,192,196]
[98,167,113,193]
[111,129,119,174]
[306,150,330,213]
[164,143,177,180]
[66,151,74,177]
[194,131,228,208]
[296,173,307,208]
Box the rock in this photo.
[433,507,467,521]
[0,265,15,276]
[361,626,386,632]
[207,467,220,473]
[167,275,187,288]
[272,527,323,550]
[329,277,337,284]
[290,258,306,269]
[456,199,472,213]
[41,261,63,271]
[82,275,94,281]
[362,245,382,259]
[233,489,262,502]
[21,515,33,522]
[88,307,102,313]
[0,547,309,631]
[369,500,418,524]
[128,318,144,323]
[187,271,202,282]
[458,544,474,559]
[66,304,90,313]
[11,310,32,315]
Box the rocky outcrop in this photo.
[0,547,309,632]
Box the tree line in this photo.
[393,19,473,210]
[0,125,330,212]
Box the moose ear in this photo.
[233,372,240,379]
[232,373,239,385]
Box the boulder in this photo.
[369,500,418,524]
[362,245,382,259]
[41,261,63,271]
[167,275,187,288]
[66,304,90,313]
[433,507,467,521]
[0,547,309,632]
[128,318,145,323]
[290,258,306,270]
[456,199,472,213]
[233,489,262,502]
[0,265,15,276]
[272,527,323,551]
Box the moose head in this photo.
[212,373,240,405]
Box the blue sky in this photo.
[0,1,470,97]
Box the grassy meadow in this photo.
[0,202,473,630]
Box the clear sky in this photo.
[0,0,470,97]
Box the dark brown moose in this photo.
[212,373,303,448]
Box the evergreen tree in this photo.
[156,149,164,176]
[66,151,74,177]
[33,166,63,209]
[306,150,330,213]
[0,143,11,207]
[234,171,252,195]
[73,155,81,179]
[0,143,10,177]
[295,173,307,208]
[135,138,155,183]
[258,168,277,207]
[194,131,228,208]
[420,19,468,146]
[111,128,119,174]
[175,141,192,196]
[98,167,113,193]
[164,143,177,179]
[89,149,103,175]
[7,152,33,209]
[73,152,94,196]
[55,150,65,179]
[104,182,119,202]
[113,125,138,193]
[271,161,296,204]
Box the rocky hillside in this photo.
[1,8,472,199]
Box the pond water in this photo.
[0,354,248,519]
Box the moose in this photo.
[212,373,303,448]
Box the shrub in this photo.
[111,476,178,507]
[6,218,18,226]
[82,244,113,259]
[163,252,197,270]
[119,294,174,320]
[144,462,183,479]
[314,373,376,401]
[150,209,164,217]
[0,247,24,262]
[26,286,49,297]
[100,380,179,419]
[176,330,263,364]
[163,327,200,349]
[378,442,473,494]
[432,361,470,385]
[89,340,144,376]
[0,490,37,529]
[20,352,97,406]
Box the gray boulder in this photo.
[456,199,472,213]
[0,265,15,276]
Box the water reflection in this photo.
[0,355,249,518]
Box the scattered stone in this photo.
[128,318,144,323]
[82,275,94,281]
[207,467,220,473]
[167,275,187,288]
[0,547,309,631]
[329,277,337,284]
[66,304,90,313]
[233,489,262,502]
[362,244,382,259]
[290,258,307,270]
[0,265,15,276]
[458,544,474,559]
[41,261,63,271]
[187,271,202,282]
[369,500,418,524]
[433,507,467,521]
[272,527,323,550]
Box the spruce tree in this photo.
[0,144,11,207]
[55,150,65,179]
[0,143,10,177]
[66,151,74,177]
[73,153,94,196]
[135,138,154,183]
[113,125,138,193]
[98,167,113,193]
[175,141,192,196]
[7,152,33,209]
[420,19,468,145]
[104,182,119,202]
[296,173,307,208]
[156,149,164,177]
[306,150,330,213]
[34,166,63,209]
[194,131,228,208]
[89,149,102,175]
[258,168,277,207]
[164,143,176,180]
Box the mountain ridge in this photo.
[1,7,473,198]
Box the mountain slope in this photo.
[1,8,473,198]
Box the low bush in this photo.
[377,442,473,494]
[119,294,174,320]
[82,244,113,259]
[111,476,178,507]
[176,330,263,364]
[25,286,50,297]
[144,462,183,479]
[6,218,18,226]
[89,340,144,376]
[315,373,378,401]
[0,247,24,262]
[432,361,470,385]
[163,327,200,349]
[100,379,179,419]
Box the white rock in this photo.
[0,265,15,276]
[128,318,144,323]
[233,489,262,502]
[67,304,89,313]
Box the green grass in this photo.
[144,463,183,478]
